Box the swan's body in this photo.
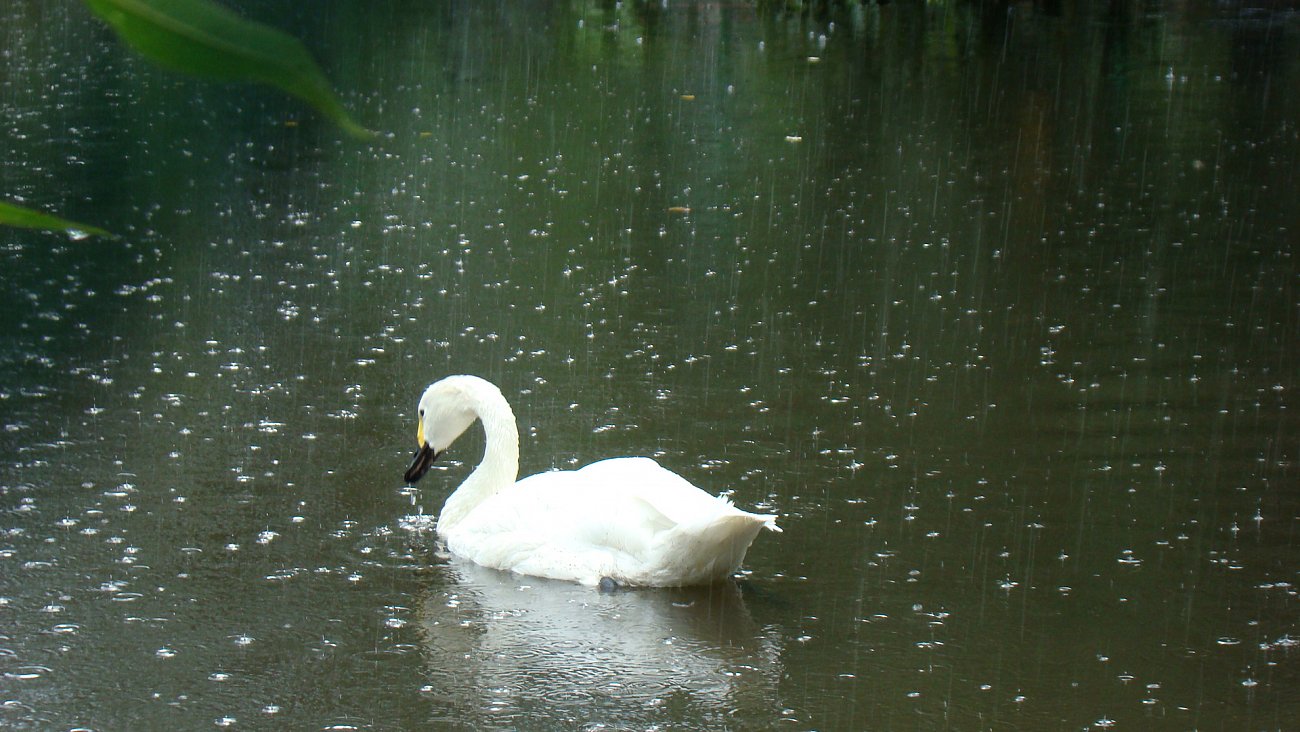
[403,375,779,587]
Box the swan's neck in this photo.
[438,385,519,531]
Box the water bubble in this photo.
[3,665,51,681]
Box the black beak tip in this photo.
[404,444,438,483]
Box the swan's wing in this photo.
[451,470,674,581]
[510,467,679,551]
[563,459,778,585]
[571,457,737,526]
[447,457,775,585]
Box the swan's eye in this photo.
[418,409,425,417]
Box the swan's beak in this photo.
[404,417,438,483]
[404,442,438,483]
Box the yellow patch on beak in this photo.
[416,417,425,448]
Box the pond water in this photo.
[2,1,1297,729]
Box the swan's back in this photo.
[441,457,779,587]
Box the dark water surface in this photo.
[3,1,1297,729]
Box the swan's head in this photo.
[403,377,482,483]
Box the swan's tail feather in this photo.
[647,510,775,585]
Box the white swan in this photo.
[403,375,780,587]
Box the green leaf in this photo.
[0,201,112,238]
[84,0,374,139]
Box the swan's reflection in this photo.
[417,557,785,727]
